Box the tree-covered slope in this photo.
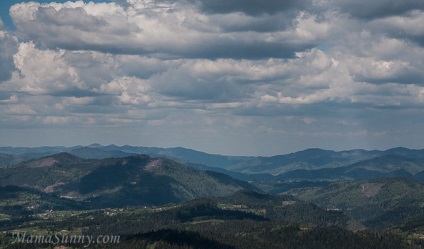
[0,154,260,208]
[293,177,424,228]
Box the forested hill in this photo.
[0,153,259,208]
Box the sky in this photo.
[1,0,424,156]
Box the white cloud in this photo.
[0,28,18,82]
[1,0,424,154]
[10,42,86,95]
[99,76,152,105]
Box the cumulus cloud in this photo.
[10,0,321,59]
[0,23,18,82]
[1,0,424,154]
[10,42,87,95]
[371,11,424,46]
[1,43,160,112]
[335,32,424,85]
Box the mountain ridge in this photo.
[0,153,260,208]
[2,145,424,180]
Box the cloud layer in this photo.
[1,0,424,155]
[9,0,324,58]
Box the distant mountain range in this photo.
[275,155,424,181]
[2,145,424,190]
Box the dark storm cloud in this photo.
[185,40,313,60]
[205,13,295,33]
[404,34,424,47]
[185,0,310,16]
[370,11,424,48]
[12,2,139,51]
[10,1,320,59]
[331,0,424,19]
[154,74,247,102]
[38,35,311,60]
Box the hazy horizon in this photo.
[1,142,423,157]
